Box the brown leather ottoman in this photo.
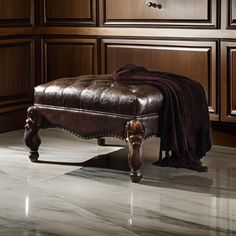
[24,75,163,182]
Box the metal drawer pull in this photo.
[146,1,162,9]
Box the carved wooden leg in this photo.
[24,106,42,162]
[126,120,145,183]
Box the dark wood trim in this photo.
[212,122,236,147]
[212,121,236,134]
[212,130,236,147]
[0,27,33,37]
[35,37,42,85]
[0,109,27,133]
[212,121,236,147]
[33,26,236,39]
[221,41,236,122]
[31,0,35,26]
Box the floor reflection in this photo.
[0,129,236,236]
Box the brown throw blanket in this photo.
[112,64,212,172]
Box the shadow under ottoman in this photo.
[24,75,163,183]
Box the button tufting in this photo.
[35,76,163,116]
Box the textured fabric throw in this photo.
[112,64,212,172]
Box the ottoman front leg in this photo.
[24,106,42,162]
[126,120,145,183]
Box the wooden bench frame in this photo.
[24,105,160,183]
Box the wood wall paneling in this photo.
[101,39,218,120]
[100,0,218,28]
[42,0,97,26]
[221,41,236,122]
[43,38,97,83]
[0,0,33,26]
[228,0,236,28]
[0,109,27,133]
[0,0,235,142]
[0,39,35,113]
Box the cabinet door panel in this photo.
[0,39,34,113]
[43,0,96,26]
[0,0,32,26]
[43,38,97,83]
[100,0,218,28]
[221,42,236,122]
[228,0,236,28]
[101,39,218,119]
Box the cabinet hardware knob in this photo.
[146,1,162,9]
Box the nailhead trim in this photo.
[53,126,127,141]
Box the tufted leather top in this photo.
[34,75,163,117]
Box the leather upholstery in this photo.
[26,74,164,183]
[35,75,163,116]
[38,106,160,140]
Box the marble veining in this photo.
[0,129,236,235]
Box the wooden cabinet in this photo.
[228,0,236,28]
[42,0,97,26]
[221,41,236,122]
[42,38,97,83]
[0,0,33,26]
[0,38,35,113]
[1,0,236,134]
[101,39,218,120]
[100,0,218,28]
[0,0,34,133]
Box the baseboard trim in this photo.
[0,109,27,134]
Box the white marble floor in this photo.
[0,129,236,236]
